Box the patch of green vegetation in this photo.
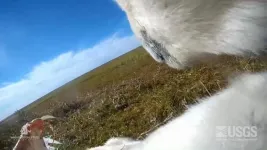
[1,47,267,150]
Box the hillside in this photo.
[1,46,267,150]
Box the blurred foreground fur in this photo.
[85,0,267,150]
[87,72,267,150]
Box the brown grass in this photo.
[1,47,267,150]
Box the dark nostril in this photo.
[140,29,170,62]
[155,51,165,62]
[143,44,165,63]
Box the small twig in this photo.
[137,113,174,139]
[199,81,211,96]
[216,81,221,90]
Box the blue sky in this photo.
[0,0,140,120]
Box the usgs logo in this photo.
[216,126,258,141]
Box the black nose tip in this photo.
[157,53,165,61]
[140,30,170,62]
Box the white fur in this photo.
[43,137,62,150]
[87,72,267,150]
[88,1,267,149]
[88,137,142,150]
[115,0,267,69]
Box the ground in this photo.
[1,47,267,150]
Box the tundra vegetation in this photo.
[1,47,267,150]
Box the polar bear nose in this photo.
[140,29,170,63]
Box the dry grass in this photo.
[1,47,267,150]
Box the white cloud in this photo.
[0,34,140,120]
